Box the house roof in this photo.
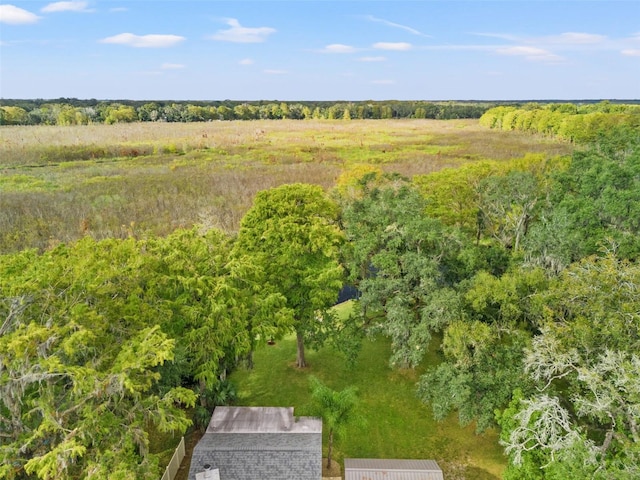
[206,406,321,434]
[188,407,322,480]
[194,432,321,451]
[344,458,444,480]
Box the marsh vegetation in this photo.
[0,119,571,253]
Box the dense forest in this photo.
[1,107,639,479]
[480,101,640,143]
[0,99,492,125]
[2,99,638,126]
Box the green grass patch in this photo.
[230,304,505,480]
[0,174,58,192]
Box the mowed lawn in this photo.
[230,302,506,480]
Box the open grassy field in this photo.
[0,119,572,253]
[228,304,505,480]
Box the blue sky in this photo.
[1,1,639,100]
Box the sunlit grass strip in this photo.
[0,174,58,192]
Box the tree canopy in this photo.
[0,238,196,480]
[233,183,344,367]
[498,252,640,478]
[0,99,491,125]
[339,174,461,368]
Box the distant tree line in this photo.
[480,101,640,143]
[3,99,639,127]
[1,99,497,125]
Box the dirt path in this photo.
[173,428,204,480]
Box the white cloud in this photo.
[621,49,640,56]
[320,43,357,54]
[364,15,429,37]
[474,31,606,46]
[471,32,519,42]
[264,69,287,75]
[497,46,546,56]
[161,63,185,69]
[210,18,275,43]
[41,1,91,13]
[0,4,41,24]
[100,33,185,48]
[496,46,563,63]
[371,79,395,85]
[544,32,607,45]
[239,58,254,65]
[373,42,412,51]
[418,44,498,53]
[358,56,386,62]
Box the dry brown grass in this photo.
[322,459,342,478]
[0,119,572,167]
[0,120,573,253]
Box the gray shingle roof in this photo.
[188,407,322,480]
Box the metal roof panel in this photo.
[206,406,321,433]
[344,458,444,480]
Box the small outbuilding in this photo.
[188,406,322,480]
[344,458,444,480]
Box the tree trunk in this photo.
[327,429,334,469]
[600,429,614,453]
[199,379,208,408]
[246,349,254,370]
[296,331,307,368]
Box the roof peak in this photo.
[207,406,321,434]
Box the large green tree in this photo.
[523,129,640,271]
[0,238,196,480]
[499,252,640,478]
[339,176,460,368]
[413,161,497,236]
[418,265,548,431]
[233,184,344,368]
[418,321,532,432]
[147,228,268,398]
[477,170,541,252]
